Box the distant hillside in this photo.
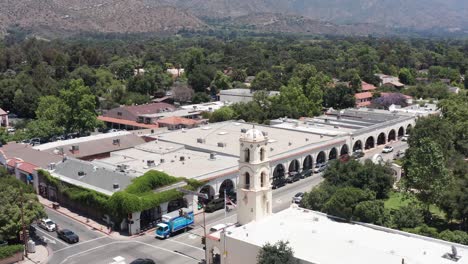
[227,13,392,36]
[0,0,206,37]
[160,0,468,32]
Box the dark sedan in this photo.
[130,258,155,264]
[57,229,79,244]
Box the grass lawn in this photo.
[384,191,446,219]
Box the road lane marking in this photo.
[53,236,108,253]
[58,241,198,264]
[34,226,70,247]
[166,238,204,251]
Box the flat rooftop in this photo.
[52,158,134,195]
[141,108,202,119]
[225,206,468,264]
[1,142,62,168]
[93,141,239,181]
[157,121,336,159]
[34,131,146,158]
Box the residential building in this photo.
[375,74,404,88]
[167,68,184,78]
[0,108,9,127]
[361,81,376,91]
[448,86,460,94]
[355,92,373,108]
[157,116,202,130]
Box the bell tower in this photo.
[237,127,272,225]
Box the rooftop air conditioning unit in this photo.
[147,160,155,167]
[113,139,120,145]
[48,163,56,170]
[262,131,268,136]
[78,171,86,177]
[113,183,120,190]
[179,156,185,161]
[217,142,226,147]
[160,158,165,163]
[241,128,247,133]
[71,145,79,151]
[197,138,205,143]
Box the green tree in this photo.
[302,183,336,211]
[398,68,415,85]
[403,139,451,210]
[391,202,424,229]
[188,64,216,92]
[323,84,355,109]
[353,200,386,225]
[231,68,247,82]
[192,92,211,104]
[0,176,46,241]
[257,241,297,264]
[323,187,375,220]
[211,71,232,91]
[269,84,313,119]
[251,71,278,91]
[209,107,236,123]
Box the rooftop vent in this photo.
[241,128,247,133]
[78,171,86,177]
[71,145,79,151]
[442,245,461,262]
[113,183,120,190]
[113,139,120,145]
[160,158,165,163]
[209,153,216,160]
[179,156,185,161]
[262,131,268,136]
[217,142,226,147]
[197,138,205,144]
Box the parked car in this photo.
[292,192,304,204]
[382,145,394,153]
[393,150,405,159]
[129,259,155,264]
[313,163,327,173]
[30,138,41,146]
[38,219,56,232]
[7,127,15,133]
[204,198,225,213]
[401,135,409,142]
[301,169,312,178]
[272,178,286,189]
[351,150,364,159]
[286,172,301,183]
[57,229,79,243]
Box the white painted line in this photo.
[58,241,197,264]
[53,236,108,253]
[34,227,69,247]
[166,238,204,252]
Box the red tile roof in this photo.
[17,162,38,174]
[361,81,376,91]
[98,116,159,129]
[157,116,200,126]
[6,157,22,167]
[354,92,373,100]
[121,103,175,116]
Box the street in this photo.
[45,140,407,264]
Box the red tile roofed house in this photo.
[99,102,175,130]
[380,92,413,104]
[98,116,159,130]
[0,108,9,127]
[157,116,201,130]
[361,81,376,91]
[355,92,373,108]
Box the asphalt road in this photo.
[45,140,408,264]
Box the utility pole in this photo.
[20,187,28,258]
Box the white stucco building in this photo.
[205,127,468,264]
[219,89,279,103]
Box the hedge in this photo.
[38,170,110,212]
[0,245,23,259]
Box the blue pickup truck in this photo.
[155,208,194,239]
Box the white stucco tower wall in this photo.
[237,127,272,226]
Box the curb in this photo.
[41,202,111,236]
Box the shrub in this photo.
[391,202,424,229]
[125,170,180,194]
[0,245,23,259]
[439,230,468,245]
[353,200,387,225]
[323,187,375,220]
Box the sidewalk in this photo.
[18,245,49,264]
[37,196,111,235]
